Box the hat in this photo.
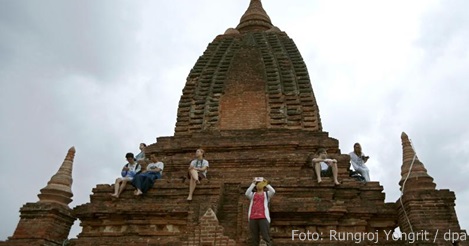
[256,179,268,190]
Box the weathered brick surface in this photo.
[68,129,402,245]
[175,31,322,135]
[5,202,75,246]
[185,208,236,246]
[2,147,76,246]
[219,45,268,130]
[396,133,468,246]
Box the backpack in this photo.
[349,169,366,182]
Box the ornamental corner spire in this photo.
[38,146,75,206]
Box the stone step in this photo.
[87,182,221,203]
[84,178,383,209]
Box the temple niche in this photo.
[1,0,467,245]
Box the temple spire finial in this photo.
[399,132,435,190]
[236,0,273,33]
[38,146,75,206]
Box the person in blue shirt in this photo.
[111,152,141,198]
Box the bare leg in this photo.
[112,178,121,197]
[117,179,128,198]
[187,178,197,201]
[315,163,322,183]
[189,169,200,184]
[331,163,340,185]
[187,178,195,200]
[187,170,199,200]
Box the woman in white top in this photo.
[349,143,370,182]
[186,149,209,201]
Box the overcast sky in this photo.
[1,0,468,240]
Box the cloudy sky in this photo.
[1,0,468,240]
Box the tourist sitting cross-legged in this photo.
[186,148,209,201]
[111,152,142,198]
[131,154,164,196]
[245,178,275,246]
[311,148,340,185]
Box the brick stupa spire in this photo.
[38,146,75,205]
[236,0,273,33]
[6,147,76,245]
[399,132,436,191]
[174,0,322,135]
[397,133,467,244]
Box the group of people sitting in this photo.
[111,143,164,198]
[311,142,371,184]
[111,143,165,198]
[107,142,371,246]
[110,142,371,199]
[110,144,209,200]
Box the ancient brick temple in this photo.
[2,1,467,245]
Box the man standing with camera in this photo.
[349,143,371,182]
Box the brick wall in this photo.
[219,46,268,130]
[184,208,236,246]
[397,189,468,245]
[174,32,322,135]
[5,202,75,246]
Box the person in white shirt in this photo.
[311,148,340,185]
[111,152,142,198]
[349,143,370,182]
[186,149,209,201]
[132,154,164,196]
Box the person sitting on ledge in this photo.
[186,148,209,201]
[135,143,147,164]
[245,177,275,246]
[111,152,141,198]
[349,142,370,182]
[312,148,340,185]
[132,154,164,196]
